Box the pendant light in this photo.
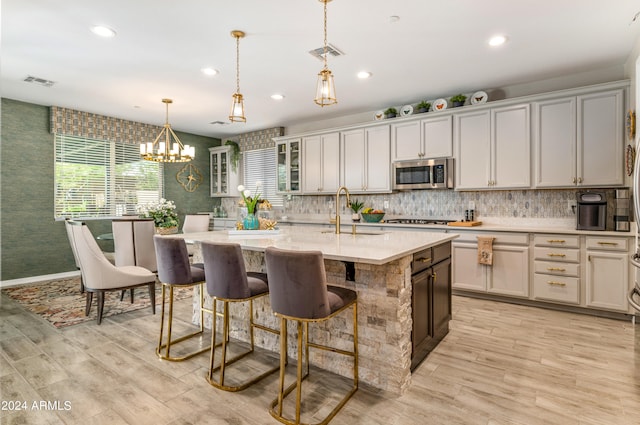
[140,99,194,162]
[314,0,337,107]
[229,30,246,122]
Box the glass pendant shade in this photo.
[140,99,194,162]
[229,92,246,123]
[314,68,337,107]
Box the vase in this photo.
[242,213,260,230]
[155,226,178,235]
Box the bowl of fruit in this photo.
[360,208,385,223]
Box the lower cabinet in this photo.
[532,234,580,304]
[452,232,530,298]
[585,236,629,312]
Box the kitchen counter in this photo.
[169,227,457,395]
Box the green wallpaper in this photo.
[0,98,220,281]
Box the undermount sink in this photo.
[320,230,386,236]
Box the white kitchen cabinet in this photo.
[454,104,530,190]
[532,234,581,305]
[533,89,624,188]
[391,116,452,161]
[302,132,340,194]
[276,138,301,194]
[452,232,529,298]
[341,125,391,193]
[585,236,629,312]
[209,146,240,197]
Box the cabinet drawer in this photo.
[533,247,580,263]
[585,236,629,252]
[534,260,580,277]
[533,273,580,304]
[452,232,528,245]
[533,234,579,248]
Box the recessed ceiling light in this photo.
[271,94,285,100]
[91,25,116,38]
[488,35,507,47]
[357,71,372,79]
[201,67,219,76]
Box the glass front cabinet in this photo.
[276,139,301,194]
[209,146,240,197]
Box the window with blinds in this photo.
[54,134,164,219]
[243,147,282,207]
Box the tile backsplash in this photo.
[221,189,588,221]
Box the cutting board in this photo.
[447,221,482,227]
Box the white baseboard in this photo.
[1,271,81,289]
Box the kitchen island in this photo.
[173,226,458,395]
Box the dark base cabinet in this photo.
[411,242,451,371]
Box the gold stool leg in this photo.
[295,320,304,424]
[157,284,167,354]
[208,298,218,382]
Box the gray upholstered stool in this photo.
[265,246,358,425]
[201,241,279,391]
[154,235,209,361]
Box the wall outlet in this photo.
[383,200,390,209]
[568,200,577,213]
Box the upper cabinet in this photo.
[391,116,452,161]
[454,104,530,190]
[533,88,624,188]
[276,138,301,194]
[209,146,240,197]
[301,132,340,194]
[341,125,391,193]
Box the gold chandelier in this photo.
[140,99,194,162]
[229,30,246,122]
[314,0,337,107]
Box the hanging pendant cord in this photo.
[235,35,241,93]
[322,0,328,70]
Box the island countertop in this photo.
[174,226,458,265]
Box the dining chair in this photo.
[265,247,358,425]
[64,218,84,293]
[68,220,157,325]
[201,241,279,392]
[182,214,211,258]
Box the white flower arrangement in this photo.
[136,198,179,228]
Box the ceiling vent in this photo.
[210,120,230,126]
[308,44,344,61]
[24,75,55,87]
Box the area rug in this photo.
[2,277,193,328]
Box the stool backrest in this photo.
[153,235,193,285]
[201,242,251,299]
[265,247,330,319]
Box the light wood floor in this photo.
[1,292,639,425]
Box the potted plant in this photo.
[136,198,179,234]
[384,107,398,119]
[349,199,364,222]
[416,101,431,113]
[450,94,467,107]
[225,140,240,172]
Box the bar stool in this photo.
[201,241,280,391]
[154,235,209,361]
[265,246,358,425]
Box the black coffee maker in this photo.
[576,192,606,231]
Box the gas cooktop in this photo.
[385,218,455,225]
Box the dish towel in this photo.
[477,236,495,265]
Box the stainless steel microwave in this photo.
[392,158,454,190]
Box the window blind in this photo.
[243,148,282,207]
[54,134,164,219]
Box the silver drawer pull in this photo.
[547,253,566,257]
[547,267,566,272]
[547,239,566,243]
[547,281,567,287]
[597,241,618,246]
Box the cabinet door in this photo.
[533,97,576,187]
[209,147,240,197]
[422,115,453,158]
[302,135,322,193]
[289,140,301,192]
[492,104,530,188]
[391,121,421,161]
[454,110,491,189]
[210,151,221,196]
[276,142,289,192]
[452,243,486,291]
[431,257,451,339]
[320,132,340,193]
[488,245,530,297]
[578,90,624,187]
[585,251,629,311]
[364,125,391,192]
[341,129,366,191]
